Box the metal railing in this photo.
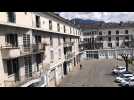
[4,71,42,87]
[97,34,132,38]
[63,42,74,47]
[0,43,46,57]
[20,43,46,54]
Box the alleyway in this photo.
[58,59,120,87]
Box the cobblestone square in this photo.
[58,59,125,87]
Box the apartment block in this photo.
[80,22,134,60]
[0,12,81,87]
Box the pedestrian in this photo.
[80,64,82,70]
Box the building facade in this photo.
[80,22,134,60]
[0,12,81,87]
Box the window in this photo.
[59,49,61,58]
[57,23,60,32]
[7,60,13,75]
[7,12,16,23]
[70,38,72,42]
[100,37,103,41]
[73,28,75,34]
[58,36,61,45]
[23,34,30,51]
[49,20,52,30]
[94,31,96,35]
[7,59,18,76]
[50,51,54,60]
[70,27,72,34]
[35,35,41,44]
[108,37,111,41]
[99,32,102,35]
[6,34,18,47]
[50,36,53,46]
[88,38,89,42]
[108,31,111,35]
[108,43,112,47]
[116,42,119,47]
[64,25,66,33]
[24,56,32,78]
[125,30,128,34]
[35,15,40,28]
[116,37,119,41]
[125,36,129,40]
[125,42,129,47]
[84,38,86,42]
[36,54,42,71]
[116,30,119,34]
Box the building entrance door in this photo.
[24,56,32,78]
[63,62,67,75]
[13,58,20,81]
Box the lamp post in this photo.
[120,53,129,72]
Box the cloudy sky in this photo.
[58,12,134,23]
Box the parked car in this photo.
[115,73,134,83]
[112,66,126,74]
[120,71,133,75]
[120,78,134,87]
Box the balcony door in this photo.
[23,34,30,52]
[6,34,18,47]
[35,35,41,44]
[24,56,32,78]
[7,58,20,81]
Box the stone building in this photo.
[0,12,81,87]
[80,22,134,60]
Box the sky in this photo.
[58,12,134,23]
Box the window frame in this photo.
[49,20,52,30]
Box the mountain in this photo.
[70,18,97,25]
[70,18,105,25]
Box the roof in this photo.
[44,12,80,29]
[80,22,134,30]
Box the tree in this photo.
[120,53,129,72]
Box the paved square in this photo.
[58,59,122,87]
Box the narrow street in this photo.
[58,59,120,87]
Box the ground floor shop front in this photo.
[81,48,134,60]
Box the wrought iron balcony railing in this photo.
[0,43,47,59]
[4,71,42,87]
[63,42,74,47]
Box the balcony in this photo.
[63,42,74,47]
[1,43,47,59]
[1,46,21,59]
[4,71,42,87]
[97,34,132,38]
[96,40,103,43]
[79,41,89,46]
[124,39,132,42]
